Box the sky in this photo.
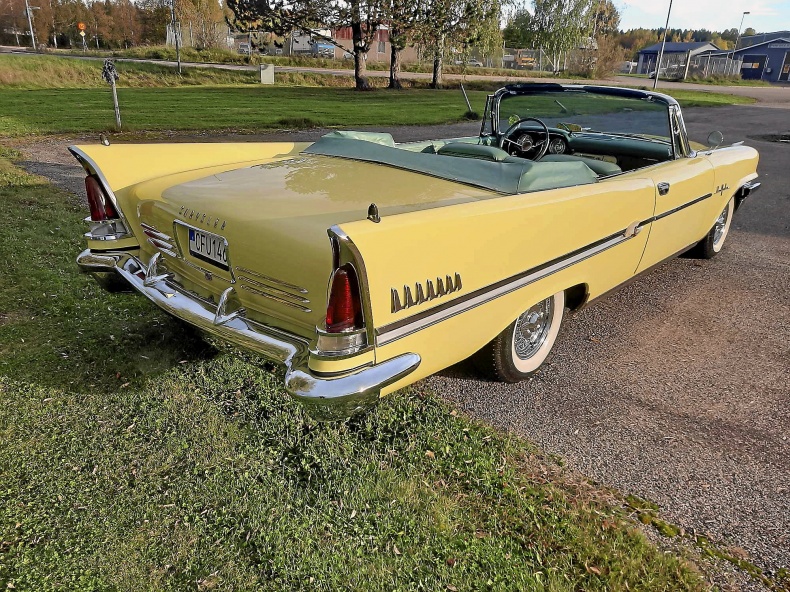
[618,0,790,34]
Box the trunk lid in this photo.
[128,154,493,337]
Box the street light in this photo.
[653,0,673,90]
[170,0,181,74]
[730,11,750,76]
[23,0,39,50]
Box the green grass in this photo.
[0,151,711,590]
[620,72,772,87]
[0,83,493,136]
[682,75,773,87]
[0,84,753,138]
[0,54,755,137]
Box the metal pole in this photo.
[170,0,181,74]
[730,11,749,77]
[111,79,121,130]
[24,0,36,50]
[460,84,472,112]
[653,0,673,89]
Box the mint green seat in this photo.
[539,154,621,176]
[436,142,511,162]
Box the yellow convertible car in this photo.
[73,84,760,419]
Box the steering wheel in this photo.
[501,117,551,161]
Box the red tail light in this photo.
[325,264,363,333]
[85,175,119,221]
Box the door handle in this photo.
[657,182,670,196]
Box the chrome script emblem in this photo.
[715,183,730,195]
[391,273,462,313]
[178,205,226,231]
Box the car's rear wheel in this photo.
[690,197,734,259]
[474,291,565,382]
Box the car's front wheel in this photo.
[690,197,734,259]
[475,291,565,382]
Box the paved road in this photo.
[3,45,789,108]
[8,102,789,586]
[427,107,789,580]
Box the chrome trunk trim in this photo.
[237,274,310,304]
[235,267,308,293]
[239,283,312,313]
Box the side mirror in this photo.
[707,131,724,150]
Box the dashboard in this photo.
[500,126,672,162]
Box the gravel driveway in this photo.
[9,104,789,586]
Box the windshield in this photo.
[497,91,671,140]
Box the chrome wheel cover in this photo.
[513,297,554,360]
[713,204,729,246]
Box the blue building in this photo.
[704,35,790,83]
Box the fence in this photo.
[688,54,743,78]
[642,50,743,80]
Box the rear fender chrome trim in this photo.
[328,225,377,352]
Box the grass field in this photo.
[0,149,711,590]
[620,72,772,87]
[64,45,564,79]
[0,54,756,137]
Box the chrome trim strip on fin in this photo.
[141,223,174,242]
[377,230,629,346]
[68,145,131,235]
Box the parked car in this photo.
[237,42,251,55]
[72,84,760,420]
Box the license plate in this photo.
[188,227,229,270]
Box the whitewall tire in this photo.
[475,290,566,383]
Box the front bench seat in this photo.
[436,142,511,161]
[539,153,622,176]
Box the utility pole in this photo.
[730,11,750,76]
[653,0,673,90]
[23,0,38,50]
[170,0,181,74]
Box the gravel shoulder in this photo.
[6,104,789,587]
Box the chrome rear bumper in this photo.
[77,249,420,420]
